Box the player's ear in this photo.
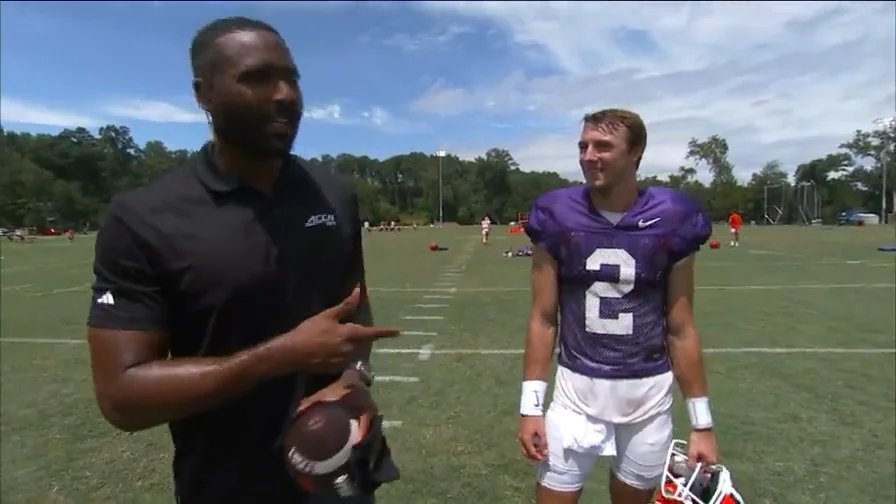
[630,145,644,170]
[193,78,212,114]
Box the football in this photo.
[283,400,363,495]
[709,239,721,249]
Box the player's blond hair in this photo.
[582,108,646,168]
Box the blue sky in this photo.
[2,1,894,182]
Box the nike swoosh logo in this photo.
[638,218,661,228]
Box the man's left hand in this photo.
[687,429,719,468]
[296,370,377,435]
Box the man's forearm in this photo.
[102,339,288,432]
[519,321,556,416]
[667,326,709,398]
[522,322,557,380]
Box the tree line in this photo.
[0,123,893,229]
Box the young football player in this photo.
[517,109,719,504]
[480,215,492,245]
[727,211,742,247]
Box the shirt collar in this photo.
[194,142,303,194]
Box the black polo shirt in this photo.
[87,143,365,504]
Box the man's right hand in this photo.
[279,287,401,373]
[518,415,548,461]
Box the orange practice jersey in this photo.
[728,212,742,229]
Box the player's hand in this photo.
[284,287,401,373]
[518,415,548,461]
[687,429,719,468]
[296,370,378,436]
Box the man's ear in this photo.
[193,77,211,112]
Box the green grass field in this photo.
[2,225,895,504]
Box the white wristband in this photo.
[520,380,548,416]
[686,397,713,430]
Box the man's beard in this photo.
[211,106,299,159]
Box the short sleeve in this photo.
[87,199,168,331]
[668,200,712,265]
[345,192,367,291]
[524,197,561,259]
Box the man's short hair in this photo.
[190,16,282,78]
[582,108,647,168]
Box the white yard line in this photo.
[10,282,893,298]
[418,344,435,361]
[411,304,449,308]
[1,283,34,291]
[371,283,895,293]
[377,376,420,383]
[404,331,438,336]
[383,420,403,428]
[423,295,453,299]
[401,315,444,320]
[2,339,893,355]
[27,283,91,296]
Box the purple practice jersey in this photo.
[525,185,711,380]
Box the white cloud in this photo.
[0,97,102,128]
[306,104,344,122]
[102,99,206,123]
[362,106,389,126]
[410,1,896,180]
[381,24,472,52]
[361,106,427,134]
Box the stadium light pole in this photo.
[873,116,895,224]
[435,149,446,227]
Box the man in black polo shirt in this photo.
[86,17,400,504]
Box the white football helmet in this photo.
[655,439,744,504]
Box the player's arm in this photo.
[87,201,291,433]
[665,254,713,430]
[520,245,559,415]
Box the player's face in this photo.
[196,30,303,160]
[578,123,639,190]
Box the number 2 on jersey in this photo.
[585,248,636,335]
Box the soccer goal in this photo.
[762,184,786,224]
[795,181,820,225]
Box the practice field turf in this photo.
[1,225,894,504]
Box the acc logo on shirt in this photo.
[305,213,337,228]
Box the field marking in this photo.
[404,331,438,336]
[702,260,894,267]
[383,420,402,428]
[2,339,893,356]
[27,283,91,296]
[411,304,449,308]
[418,344,435,361]
[432,282,455,287]
[440,272,462,277]
[401,315,444,320]
[423,295,453,299]
[371,283,894,293]
[1,338,88,344]
[0,259,92,273]
[749,249,791,256]
[11,282,893,297]
[1,283,34,291]
[377,375,420,383]
[374,347,896,355]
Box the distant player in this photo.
[480,215,492,245]
[517,108,719,504]
[727,211,742,247]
